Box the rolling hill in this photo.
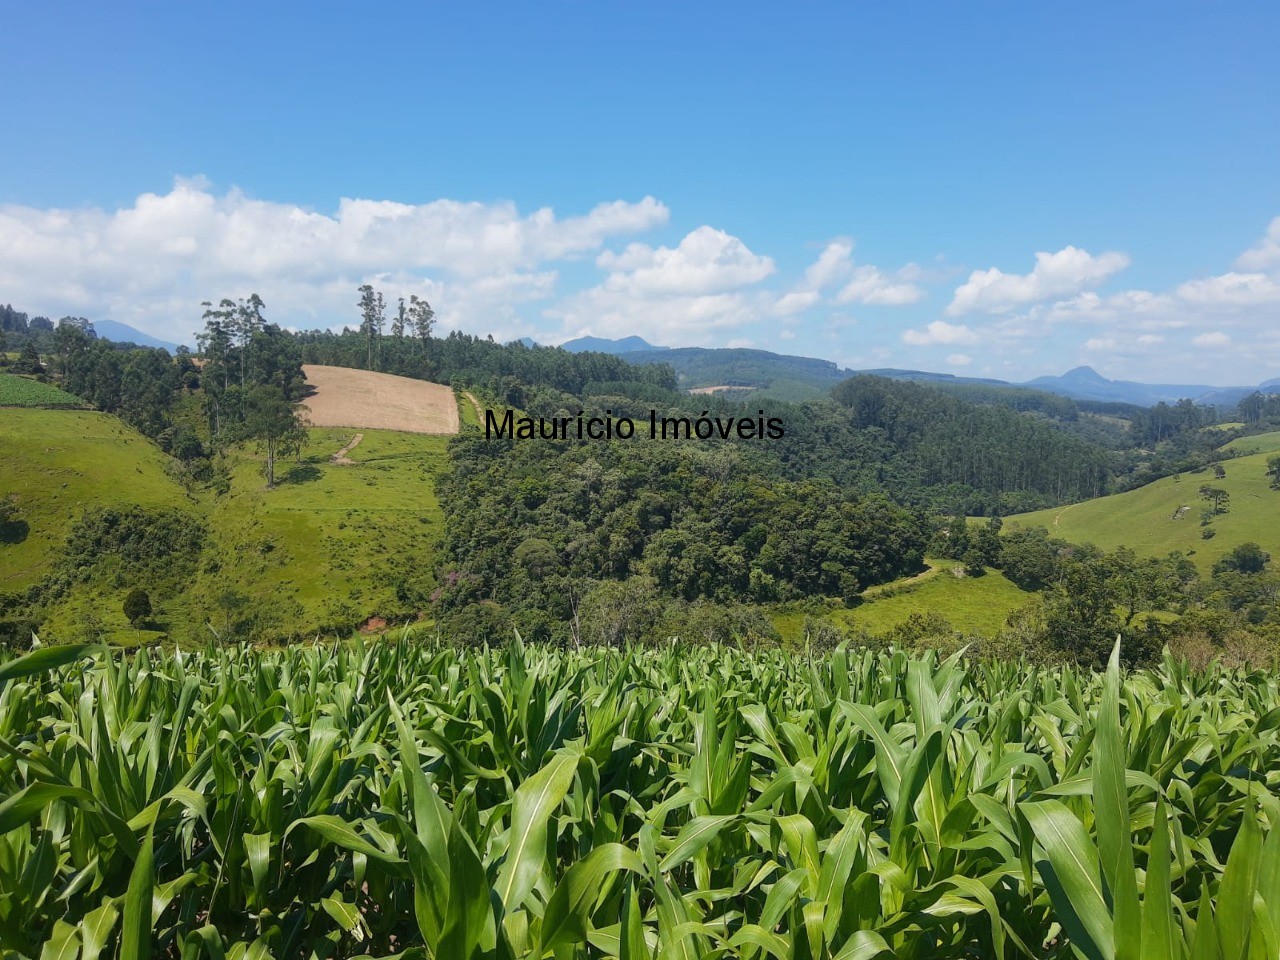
[1006,435,1280,572]
[2,369,468,644]
[0,409,192,592]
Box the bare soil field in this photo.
[300,365,459,434]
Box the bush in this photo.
[437,601,514,648]
[123,588,152,627]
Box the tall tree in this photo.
[242,385,308,487]
[392,298,407,339]
[357,285,385,370]
[408,294,435,347]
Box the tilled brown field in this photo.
[300,364,459,433]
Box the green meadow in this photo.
[1220,428,1280,455]
[1008,446,1280,572]
[837,560,1030,635]
[2,406,453,644]
[0,409,191,592]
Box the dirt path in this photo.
[331,432,363,465]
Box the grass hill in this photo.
[0,409,191,592]
[1006,440,1280,572]
[1220,429,1280,456]
[838,561,1029,635]
[158,427,449,644]
[2,372,467,645]
[767,560,1031,642]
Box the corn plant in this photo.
[0,636,1277,959]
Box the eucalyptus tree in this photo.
[357,284,385,370]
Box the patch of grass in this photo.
[0,410,190,592]
[1220,430,1280,455]
[1008,448,1280,572]
[459,391,480,428]
[834,560,1030,635]
[0,374,86,408]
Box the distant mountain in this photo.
[93,320,183,352]
[1023,366,1253,407]
[860,368,1010,388]
[622,346,1261,408]
[560,335,668,354]
[510,337,540,348]
[547,334,1268,408]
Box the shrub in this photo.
[123,588,152,627]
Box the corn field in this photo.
[1,638,1278,960]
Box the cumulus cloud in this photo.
[548,226,781,345]
[1175,272,1280,307]
[945,353,972,366]
[772,290,822,316]
[804,239,855,289]
[767,239,925,324]
[836,265,925,305]
[1035,289,1174,325]
[595,226,774,297]
[947,245,1130,315]
[901,320,979,346]
[0,177,669,341]
[1237,217,1280,271]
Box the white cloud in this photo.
[595,226,774,296]
[1237,217,1280,271]
[945,353,972,366]
[1175,272,1280,307]
[1084,337,1117,351]
[770,240,925,321]
[1035,289,1173,325]
[804,239,855,289]
[902,320,979,346]
[0,178,669,341]
[772,290,822,316]
[947,245,1130,315]
[550,226,780,344]
[1191,331,1231,347]
[836,265,925,306]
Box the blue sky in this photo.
[3,2,1279,383]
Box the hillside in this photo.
[0,409,191,592]
[559,335,666,354]
[167,427,448,643]
[1006,444,1280,571]
[3,380,459,643]
[1220,429,1280,455]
